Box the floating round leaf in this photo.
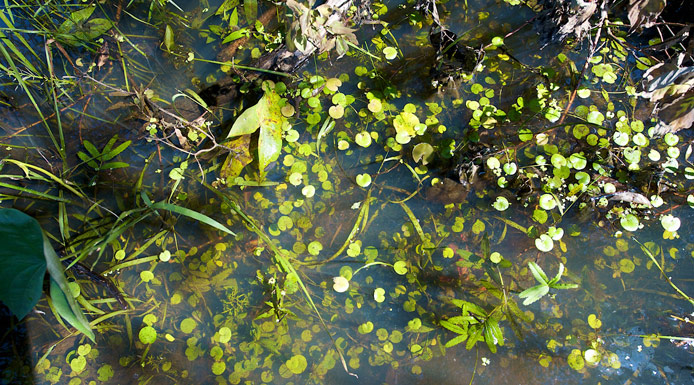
[383,46,397,60]
[307,241,322,256]
[139,326,157,344]
[412,143,434,165]
[218,327,232,344]
[584,349,601,366]
[70,355,87,374]
[180,318,197,334]
[620,214,640,232]
[535,234,554,252]
[140,270,154,282]
[368,99,382,113]
[619,258,635,273]
[285,354,308,374]
[660,214,681,232]
[355,132,372,147]
[373,288,385,303]
[356,173,372,187]
[539,194,557,210]
[393,261,408,275]
[332,276,349,293]
[329,105,344,119]
[587,314,602,329]
[302,185,316,198]
[358,321,374,334]
[492,196,510,211]
[211,361,226,375]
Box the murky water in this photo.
[1,0,693,384]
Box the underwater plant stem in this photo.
[633,237,694,307]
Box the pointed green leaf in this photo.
[0,209,46,319]
[483,322,497,353]
[466,326,484,350]
[551,283,579,290]
[100,161,129,170]
[528,261,549,284]
[227,102,261,138]
[550,262,565,285]
[440,319,467,335]
[518,285,549,305]
[444,334,468,348]
[144,193,235,236]
[103,140,131,161]
[83,140,100,158]
[489,319,504,346]
[164,25,174,51]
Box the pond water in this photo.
[1,0,694,384]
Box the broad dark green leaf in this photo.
[0,209,46,319]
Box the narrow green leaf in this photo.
[519,285,549,305]
[489,319,504,346]
[528,261,549,284]
[100,161,129,170]
[552,283,579,290]
[49,279,95,341]
[83,140,100,158]
[551,262,565,284]
[466,326,484,350]
[444,334,468,348]
[164,25,174,51]
[103,140,130,161]
[144,193,235,236]
[440,319,467,335]
[483,322,497,353]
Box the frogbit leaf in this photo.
[44,232,95,342]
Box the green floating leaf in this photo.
[285,354,307,375]
[0,209,46,319]
[138,326,157,344]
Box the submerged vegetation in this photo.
[1,0,694,383]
